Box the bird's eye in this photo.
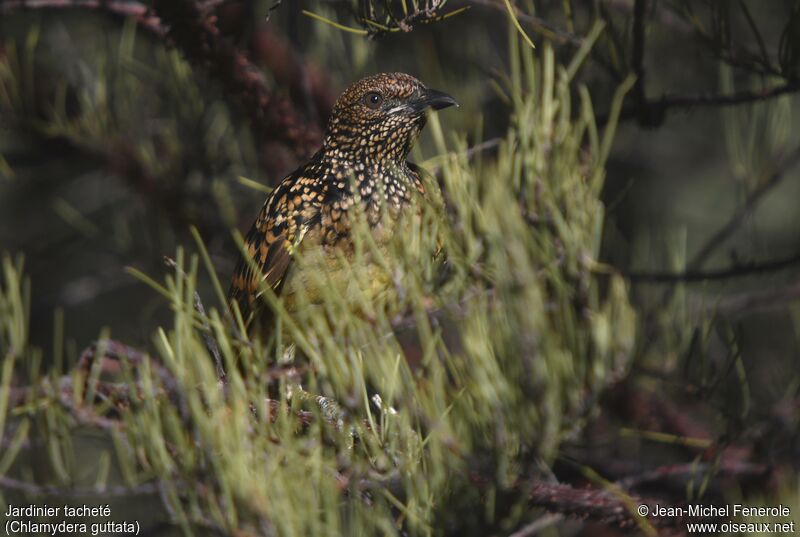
[364,92,383,109]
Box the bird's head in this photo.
[323,72,457,163]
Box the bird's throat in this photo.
[323,119,422,166]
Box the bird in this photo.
[228,72,457,332]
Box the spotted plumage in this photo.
[228,72,457,327]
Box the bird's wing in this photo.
[406,161,429,196]
[228,171,323,326]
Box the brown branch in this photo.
[362,466,700,532]
[199,2,336,123]
[595,0,798,125]
[691,280,800,320]
[248,27,336,124]
[601,81,800,125]
[527,481,697,530]
[152,0,322,157]
[687,146,800,272]
[674,2,783,79]
[609,0,782,79]
[430,137,502,179]
[626,250,800,283]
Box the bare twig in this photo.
[527,481,696,530]
[601,81,800,125]
[430,137,502,178]
[626,250,800,283]
[463,137,503,160]
[690,280,800,320]
[669,2,784,79]
[249,27,336,123]
[687,146,800,272]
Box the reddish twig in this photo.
[200,2,336,124]
[528,481,698,531]
[152,0,322,157]
[3,0,325,156]
[248,27,336,123]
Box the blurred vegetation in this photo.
[1,1,800,536]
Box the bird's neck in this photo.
[321,150,415,190]
[321,141,417,182]
[322,120,421,169]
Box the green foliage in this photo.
[0,35,635,534]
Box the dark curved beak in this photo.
[408,88,458,114]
